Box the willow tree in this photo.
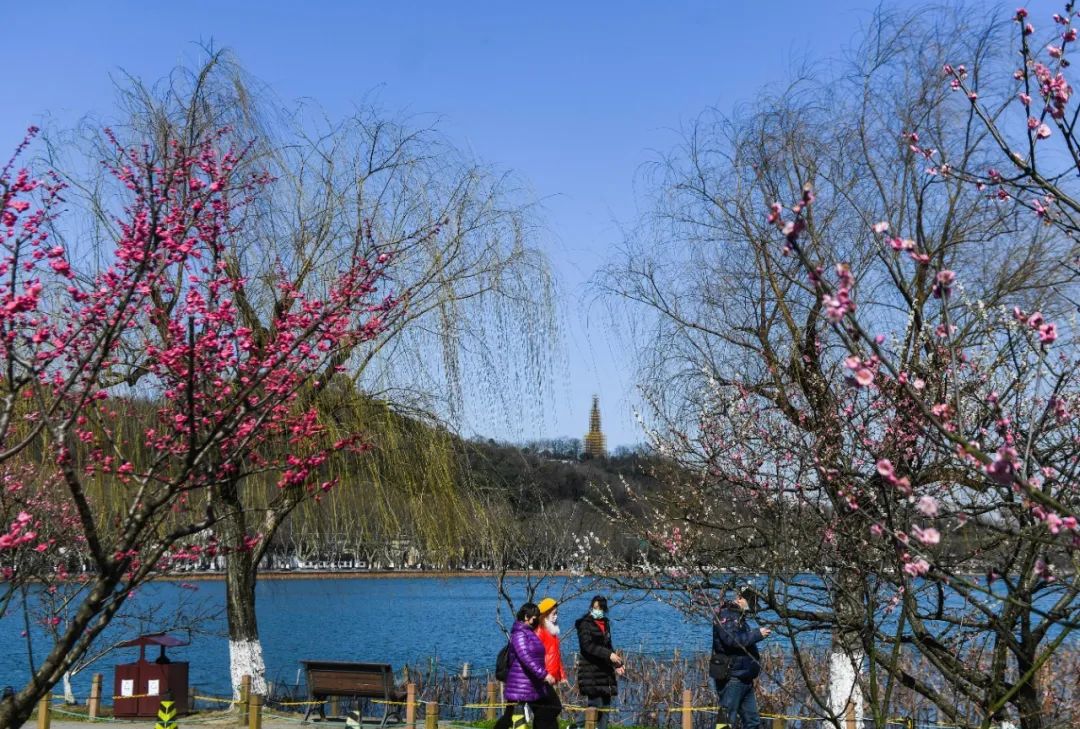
[599,7,1080,728]
[45,50,558,695]
[268,384,476,569]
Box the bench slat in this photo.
[303,661,396,700]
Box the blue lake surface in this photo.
[1,574,1074,706]
[0,576,711,703]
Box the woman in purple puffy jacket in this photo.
[505,602,555,729]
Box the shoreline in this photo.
[155,569,577,581]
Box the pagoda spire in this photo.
[583,395,607,459]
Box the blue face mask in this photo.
[590,608,605,620]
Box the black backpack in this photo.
[495,642,511,682]
[708,653,733,683]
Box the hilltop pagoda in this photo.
[583,395,607,459]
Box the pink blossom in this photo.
[872,221,890,233]
[1049,45,1064,59]
[912,526,941,546]
[1035,558,1054,581]
[853,368,874,387]
[1038,322,1057,344]
[1036,123,1053,139]
[932,269,956,298]
[986,446,1020,485]
[903,558,931,577]
[916,495,939,517]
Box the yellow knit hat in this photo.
[537,597,557,615]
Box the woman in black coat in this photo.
[574,596,624,729]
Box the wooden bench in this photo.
[301,660,407,725]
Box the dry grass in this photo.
[258,648,1080,728]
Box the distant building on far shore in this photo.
[583,395,607,459]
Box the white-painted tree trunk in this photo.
[229,639,268,698]
[827,647,864,726]
[62,671,75,704]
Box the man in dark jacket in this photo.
[712,588,770,729]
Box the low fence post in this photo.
[248,694,262,729]
[681,689,692,729]
[585,706,597,729]
[406,682,417,729]
[36,693,51,729]
[157,699,178,729]
[845,702,857,729]
[425,700,438,729]
[771,716,783,729]
[88,673,102,719]
[486,681,497,721]
[330,695,340,717]
[239,675,251,727]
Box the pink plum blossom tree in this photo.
[601,6,1080,729]
[47,51,556,697]
[0,121,397,728]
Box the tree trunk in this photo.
[225,546,268,698]
[827,641,865,726]
[828,565,865,727]
[1014,658,1042,729]
[63,671,76,704]
[215,473,272,699]
[224,542,268,699]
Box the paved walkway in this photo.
[25,712,317,728]
[32,720,340,729]
[29,715,463,729]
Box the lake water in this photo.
[0,576,711,703]
[2,574,1074,709]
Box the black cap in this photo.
[737,585,758,611]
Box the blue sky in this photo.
[3,1,1058,447]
